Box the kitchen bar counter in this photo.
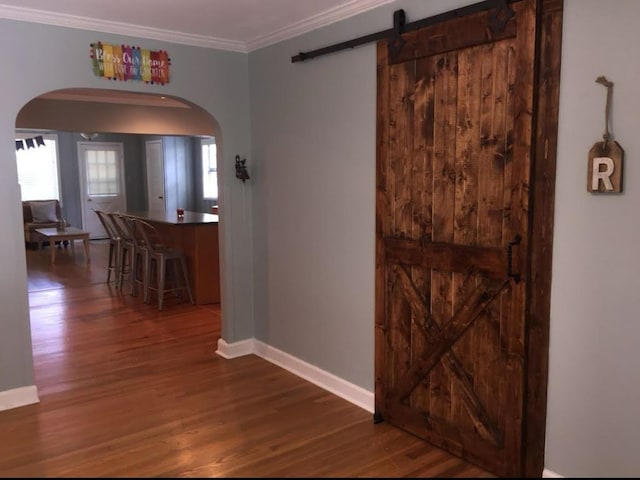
[125,210,220,304]
[125,210,219,226]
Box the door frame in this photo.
[77,141,127,237]
[374,0,563,476]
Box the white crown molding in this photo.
[0,4,247,52]
[0,0,394,54]
[246,0,395,52]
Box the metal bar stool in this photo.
[132,218,194,310]
[109,213,137,295]
[93,209,120,285]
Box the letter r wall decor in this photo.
[588,76,623,193]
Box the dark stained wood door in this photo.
[375,1,544,477]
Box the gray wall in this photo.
[56,132,147,227]
[545,0,640,476]
[0,18,253,401]
[249,0,640,477]
[3,0,640,477]
[161,135,196,213]
[141,134,203,214]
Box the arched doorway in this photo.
[15,87,226,393]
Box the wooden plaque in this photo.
[587,140,623,193]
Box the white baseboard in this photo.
[6,346,561,477]
[215,338,255,359]
[0,385,39,411]
[216,337,374,413]
[217,337,573,480]
[543,468,564,478]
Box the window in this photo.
[15,133,61,201]
[202,138,217,200]
[85,149,119,196]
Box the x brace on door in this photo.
[390,265,509,446]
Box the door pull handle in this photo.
[507,235,522,283]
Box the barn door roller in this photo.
[291,0,516,63]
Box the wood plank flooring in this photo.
[0,240,495,477]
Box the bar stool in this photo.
[93,209,120,285]
[126,216,148,299]
[132,218,194,310]
[109,213,138,294]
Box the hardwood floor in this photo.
[0,240,495,477]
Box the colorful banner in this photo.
[90,42,171,85]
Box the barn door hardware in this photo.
[507,234,522,283]
[291,0,517,63]
[488,0,515,32]
[388,9,406,60]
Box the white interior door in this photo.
[78,142,126,239]
[145,140,166,212]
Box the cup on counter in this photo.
[176,208,185,218]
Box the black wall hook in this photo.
[235,155,250,183]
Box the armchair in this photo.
[22,199,65,249]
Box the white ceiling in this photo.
[0,0,394,52]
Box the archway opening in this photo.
[15,87,226,392]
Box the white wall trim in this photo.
[0,4,247,52]
[0,385,39,411]
[542,468,564,478]
[216,337,374,413]
[0,1,394,53]
[215,338,255,359]
[245,0,395,52]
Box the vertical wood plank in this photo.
[375,40,390,418]
[389,62,415,238]
[451,43,482,429]
[409,55,435,413]
[525,0,563,476]
[430,51,457,422]
[504,1,537,474]
[497,35,517,449]
[475,39,510,427]
[388,59,415,398]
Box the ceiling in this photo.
[6,0,393,118]
[0,0,393,52]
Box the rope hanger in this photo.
[595,76,613,148]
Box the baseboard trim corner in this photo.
[543,468,564,478]
[0,385,39,411]
[215,337,255,359]
[253,339,374,413]
[215,336,374,413]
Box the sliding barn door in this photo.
[375,1,538,476]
